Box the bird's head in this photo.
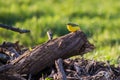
[67,23,79,27]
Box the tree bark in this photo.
[9,31,94,75]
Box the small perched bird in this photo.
[67,23,80,32]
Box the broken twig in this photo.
[55,58,67,80]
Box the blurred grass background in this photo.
[0,0,120,64]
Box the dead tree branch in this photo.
[0,24,30,34]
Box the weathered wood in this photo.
[55,58,67,80]
[9,31,94,75]
[0,73,26,80]
[0,64,13,73]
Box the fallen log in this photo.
[0,64,13,73]
[8,31,94,75]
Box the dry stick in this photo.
[55,58,67,80]
[67,76,79,80]
[11,74,27,80]
[47,30,53,40]
[0,24,30,34]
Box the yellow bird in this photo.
[67,23,80,32]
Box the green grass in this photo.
[0,0,120,64]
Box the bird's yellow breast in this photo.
[67,25,80,32]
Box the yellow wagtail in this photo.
[67,23,80,32]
